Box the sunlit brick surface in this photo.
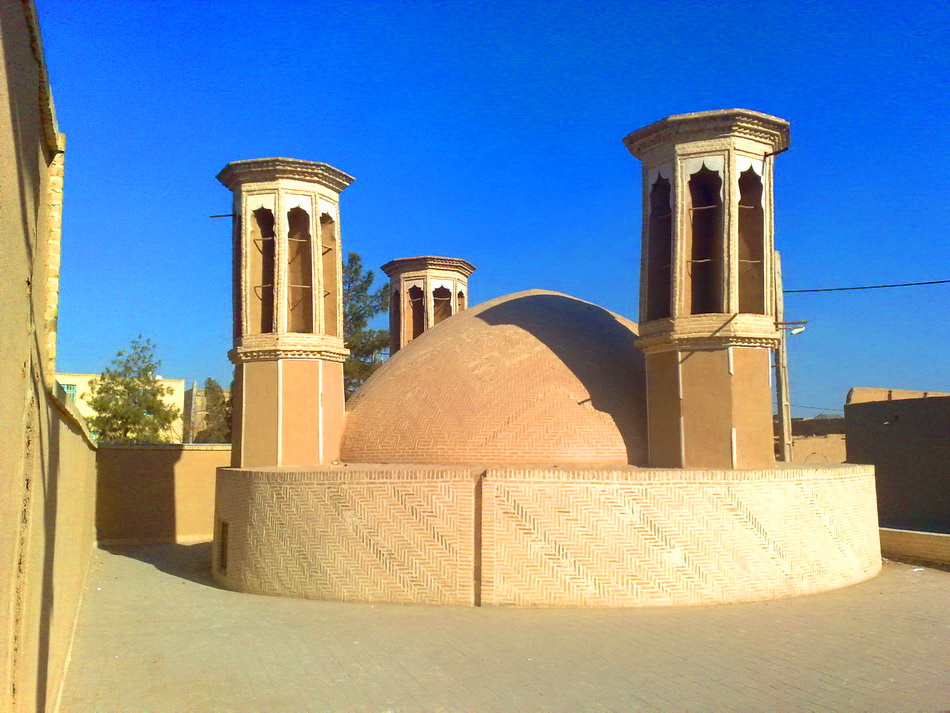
[215,464,880,607]
[341,290,648,466]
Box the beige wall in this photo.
[846,395,950,533]
[791,434,846,463]
[214,464,880,607]
[0,4,99,711]
[56,372,187,442]
[847,386,949,404]
[646,347,774,469]
[96,444,232,544]
[879,528,950,567]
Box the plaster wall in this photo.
[96,444,232,544]
[791,434,847,463]
[0,4,98,710]
[846,395,950,533]
[879,528,950,567]
[214,464,880,608]
[847,387,949,404]
[648,347,773,469]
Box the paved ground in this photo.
[60,544,949,713]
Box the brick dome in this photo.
[341,290,647,466]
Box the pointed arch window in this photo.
[390,288,401,354]
[287,207,314,333]
[646,175,672,321]
[320,214,340,337]
[686,166,724,314]
[737,167,766,313]
[249,207,276,334]
[408,285,425,339]
[433,286,452,324]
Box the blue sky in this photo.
[41,0,948,414]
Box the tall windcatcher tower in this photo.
[381,256,475,355]
[624,110,789,468]
[217,158,355,467]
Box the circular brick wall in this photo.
[341,290,647,466]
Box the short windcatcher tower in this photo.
[218,158,354,467]
[624,110,790,468]
[381,256,475,355]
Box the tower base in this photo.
[231,358,344,468]
[646,346,774,469]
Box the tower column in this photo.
[217,158,354,467]
[624,110,790,469]
[381,256,476,355]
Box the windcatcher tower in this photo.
[624,109,790,468]
[381,256,475,355]
[217,158,355,467]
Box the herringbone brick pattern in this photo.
[215,467,479,605]
[481,466,880,607]
[215,464,879,607]
[341,290,648,466]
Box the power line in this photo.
[784,279,950,294]
[792,404,844,413]
[773,402,845,413]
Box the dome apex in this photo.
[342,290,647,466]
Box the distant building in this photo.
[780,415,848,464]
[55,372,186,443]
[847,386,949,404]
[183,382,231,442]
[846,389,950,533]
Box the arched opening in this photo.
[408,285,425,339]
[686,166,723,314]
[738,168,766,313]
[457,290,466,313]
[249,208,275,334]
[646,176,672,321]
[320,214,339,337]
[232,215,243,341]
[433,286,452,324]
[287,207,314,333]
[390,288,401,353]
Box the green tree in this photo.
[194,377,232,443]
[86,337,181,443]
[343,252,389,397]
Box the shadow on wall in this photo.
[95,444,232,545]
[96,446,183,544]
[476,294,647,465]
[29,383,97,713]
[35,378,60,713]
[846,396,950,534]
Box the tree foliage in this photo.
[194,377,232,443]
[86,337,181,443]
[343,252,389,397]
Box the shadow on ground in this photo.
[103,542,218,588]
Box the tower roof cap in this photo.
[623,108,790,159]
[381,256,476,278]
[217,157,355,193]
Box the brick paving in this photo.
[60,544,950,712]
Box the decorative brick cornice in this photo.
[230,333,349,363]
[230,346,349,364]
[217,157,355,193]
[381,256,476,278]
[637,334,780,353]
[624,109,790,159]
[636,313,780,353]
